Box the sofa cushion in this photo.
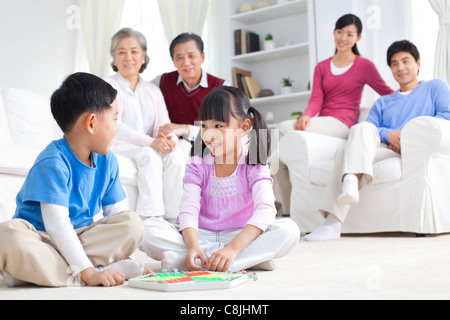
[309,157,402,186]
[0,87,13,146]
[0,144,137,185]
[0,145,41,176]
[116,154,138,187]
[5,88,62,148]
[358,107,371,122]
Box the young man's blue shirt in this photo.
[13,137,126,231]
[367,79,450,144]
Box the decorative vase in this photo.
[264,40,276,50]
[281,86,294,95]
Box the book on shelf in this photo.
[241,76,261,99]
[232,67,261,99]
[232,67,251,91]
[234,29,260,55]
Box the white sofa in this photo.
[279,116,450,235]
[0,87,139,223]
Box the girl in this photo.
[140,86,299,272]
[272,14,394,216]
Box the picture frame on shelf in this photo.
[232,67,252,91]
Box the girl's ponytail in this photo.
[247,106,271,166]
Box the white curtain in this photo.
[205,0,229,79]
[429,0,450,84]
[79,0,125,77]
[158,0,210,43]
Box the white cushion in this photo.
[0,87,13,145]
[116,154,138,186]
[0,145,137,182]
[0,145,41,176]
[309,157,402,186]
[358,107,371,122]
[5,88,62,148]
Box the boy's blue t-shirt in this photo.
[367,79,450,144]
[13,137,126,231]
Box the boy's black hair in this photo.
[50,72,117,133]
[192,86,271,166]
[387,40,421,67]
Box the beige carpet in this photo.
[1,233,450,300]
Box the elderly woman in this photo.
[152,33,227,141]
[105,28,186,222]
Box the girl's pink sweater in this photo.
[304,55,394,128]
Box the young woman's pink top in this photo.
[304,55,394,128]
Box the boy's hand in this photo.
[205,247,239,273]
[81,267,125,287]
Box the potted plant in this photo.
[264,34,276,50]
[291,111,303,119]
[281,76,295,95]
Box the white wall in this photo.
[313,0,410,92]
[0,0,79,96]
[205,0,231,83]
[0,0,438,98]
[313,0,440,107]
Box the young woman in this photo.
[272,14,394,216]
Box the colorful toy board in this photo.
[128,270,251,292]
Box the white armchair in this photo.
[279,116,450,235]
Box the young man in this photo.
[305,40,450,241]
[0,73,146,287]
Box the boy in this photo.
[305,40,450,241]
[0,73,146,287]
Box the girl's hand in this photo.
[203,225,262,272]
[205,247,239,272]
[295,115,310,131]
[185,246,207,271]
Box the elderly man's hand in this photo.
[159,123,190,137]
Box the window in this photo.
[120,0,174,81]
[120,0,211,81]
[410,0,439,81]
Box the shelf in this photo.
[250,91,311,107]
[230,0,307,24]
[228,0,314,123]
[231,42,309,64]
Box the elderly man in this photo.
[152,33,227,141]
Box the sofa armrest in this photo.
[401,116,450,178]
[0,144,41,176]
[279,131,346,177]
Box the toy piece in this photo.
[128,271,250,292]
